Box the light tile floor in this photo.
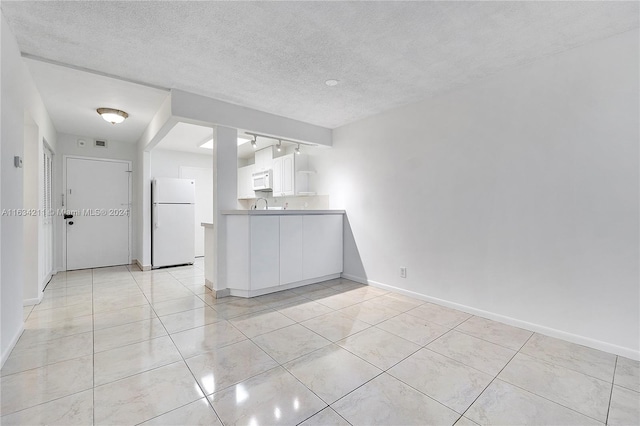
[2,259,639,425]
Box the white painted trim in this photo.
[0,324,24,369]
[133,259,151,272]
[23,291,44,306]
[212,288,231,299]
[40,272,52,291]
[341,273,368,285]
[205,278,214,290]
[227,273,341,298]
[62,155,133,270]
[342,273,640,361]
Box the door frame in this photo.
[41,139,55,290]
[62,155,132,271]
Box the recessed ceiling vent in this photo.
[95,140,108,148]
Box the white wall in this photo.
[315,29,639,358]
[1,13,57,365]
[135,95,173,268]
[53,133,136,271]
[1,14,25,365]
[150,149,212,178]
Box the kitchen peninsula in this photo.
[202,210,345,298]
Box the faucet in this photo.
[253,198,268,210]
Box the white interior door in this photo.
[66,157,130,270]
[179,166,213,257]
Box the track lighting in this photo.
[244,132,313,155]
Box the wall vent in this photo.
[95,140,108,148]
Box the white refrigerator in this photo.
[152,178,196,268]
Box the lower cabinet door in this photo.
[302,215,343,280]
[280,215,303,285]
[250,216,280,290]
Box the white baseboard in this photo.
[222,274,342,298]
[342,273,640,361]
[23,291,44,306]
[341,273,368,285]
[133,259,151,271]
[1,324,25,369]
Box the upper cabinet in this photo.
[237,165,256,200]
[237,146,317,200]
[272,153,314,197]
[272,154,294,197]
[254,147,274,172]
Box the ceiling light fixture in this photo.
[276,140,282,152]
[251,135,258,149]
[325,79,339,87]
[295,144,301,155]
[97,108,128,124]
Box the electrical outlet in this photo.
[400,267,407,278]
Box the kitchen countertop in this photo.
[222,209,345,215]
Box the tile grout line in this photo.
[458,332,534,422]
[605,356,618,425]
[92,267,96,426]
[277,297,438,424]
[133,268,226,426]
[494,375,610,424]
[463,332,609,425]
[207,286,377,424]
[7,270,632,426]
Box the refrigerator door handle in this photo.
[153,205,159,229]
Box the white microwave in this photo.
[252,170,273,191]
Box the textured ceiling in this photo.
[25,58,168,142]
[2,1,638,129]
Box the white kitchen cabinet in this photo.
[272,156,284,196]
[279,215,303,285]
[303,215,343,279]
[237,165,256,199]
[272,153,309,197]
[223,211,344,297]
[250,216,280,290]
[282,155,294,195]
[254,147,274,171]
